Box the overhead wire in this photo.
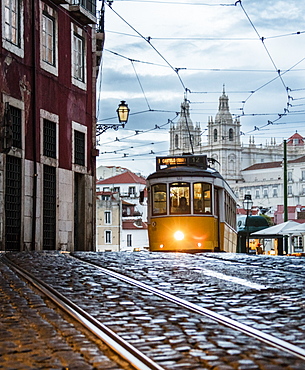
[105,1,187,91]
[99,0,305,156]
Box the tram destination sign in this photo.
[156,155,208,171]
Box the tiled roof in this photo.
[242,161,282,171]
[287,132,304,145]
[122,220,148,229]
[243,155,305,171]
[96,170,146,185]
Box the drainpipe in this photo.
[31,0,38,250]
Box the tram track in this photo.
[70,253,305,362]
[3,251,305,369]
[3,255,164,370]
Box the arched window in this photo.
[175,134,179,148]
[229,128,234,141]
[214,129,218,142]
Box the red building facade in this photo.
[0,0,100,251]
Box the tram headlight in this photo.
[174,231,184,241]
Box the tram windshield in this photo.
[151,184,167,215]
[194,183,212,214]
[170,182,190,214]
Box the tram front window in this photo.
[170,182,190,214]
[152,184,167,215]
[194,183,212,214]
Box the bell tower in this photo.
[207,86,242,182]
[169,99,201,155]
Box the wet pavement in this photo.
[1,251,305,369]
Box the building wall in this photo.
[0,0,99,251]
[96,197,121,252]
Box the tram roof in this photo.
[146,165,224,181]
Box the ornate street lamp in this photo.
[117,100,130,125]
[97,101,130,136]
[243,194,253,253]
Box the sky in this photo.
[96,0,305,177]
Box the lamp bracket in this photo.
[96,123,125,136]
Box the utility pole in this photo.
[283,139,288,222]
[283,139,288,254]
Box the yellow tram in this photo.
[146,155,237,253]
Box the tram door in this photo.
[74,173,85,251]
[214,188,221,251]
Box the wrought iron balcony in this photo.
[69,0,97,24]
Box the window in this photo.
[73,33,84,82]
[288,185,292,195]
[263,188,268,198]
[4,0,20,46]
[214,129,218,142]
[302,170,305,181]
[152,184,167,215]
[10,105,22,149]
[229,128,233,141]
[42,12,55,65]
[170,182,190,214]
[43,119,56,158]
[129,186,135,196]
[43,165,56,250]
[105,230,112,244]
[102,195,110,200]
[114,187,120,193]
[288,171,293,182]
[175,134,179,148]
[74,130,85,166]
[127,234,132,247]
[224,191,236,229]
[193,183,211,214]
[302,185,305,195]
[5,155,22,250]
[272,187,278,197]
[105,211,111,224]
[255,189,260,199]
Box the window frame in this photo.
[169,182,190,215]
[2,0,24,57]
[72,122,87,172]
[40,4,58,76]
[105,230,112,244]
[105,211,111,225]
[71,24,87,90]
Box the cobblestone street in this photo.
[1,251,305,369]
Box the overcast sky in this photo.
[96,0,305,176]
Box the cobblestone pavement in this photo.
[2,251,305,370]
[0,259,132,370]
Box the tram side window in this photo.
[194,183,212,214]
[224,191,237,229]
[152,184,167,215]
[170,182,190,214]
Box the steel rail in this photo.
[3,256,165,370]
[72,254,305,361]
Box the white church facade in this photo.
[169,88,305,213]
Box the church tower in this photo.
[206,86,242,182]
[169,99,201,155]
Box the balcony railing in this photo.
[71,0,96,14]
[69,0,97,24]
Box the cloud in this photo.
[96,0,305,175]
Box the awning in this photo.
[250,220,299,238]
